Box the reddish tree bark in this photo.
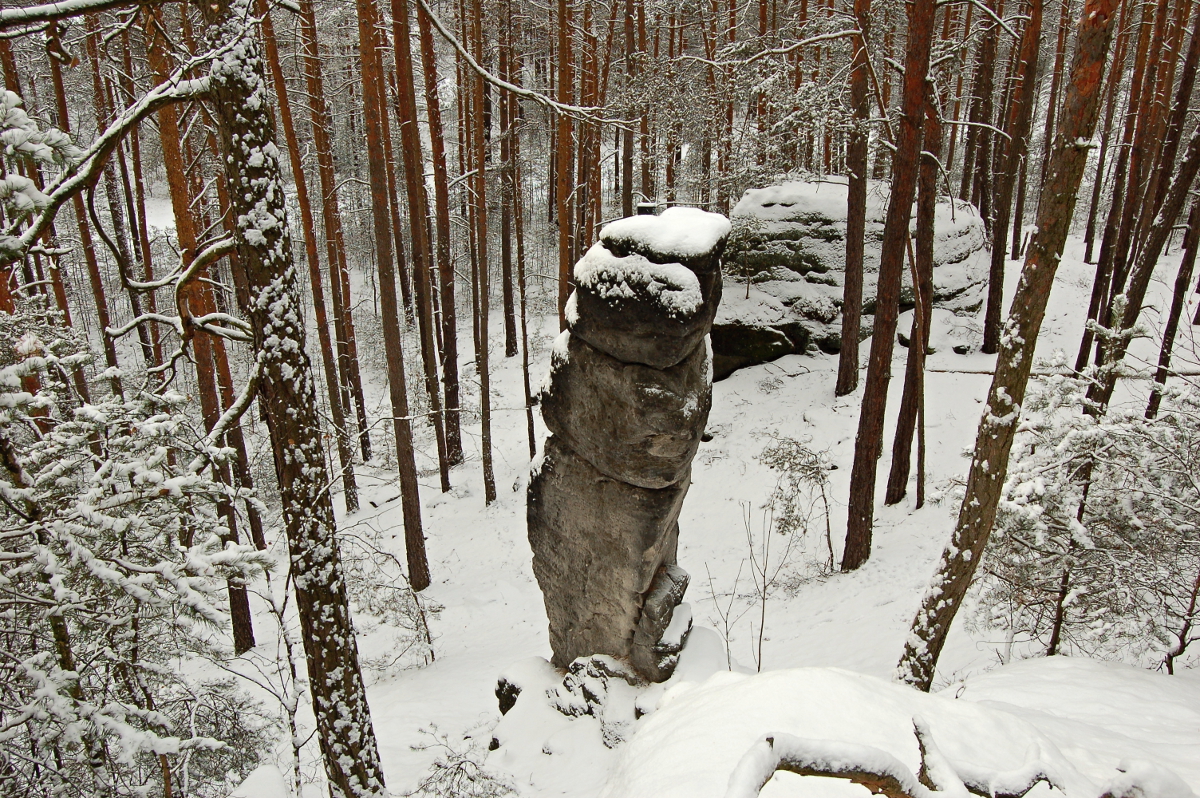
[898,0,1120,690]
[201,1,387,790]
[555,0,575,328]
[983,0,1044,354]
[47,22,122,398]
[468,0,497,504]
[355,0,430,590]
[259,0,360,513]
[1148,203,1199,418]
[835,0,871,398]
[145,8,254,653]
[884,83,941,507]
[296,0,374,463]
[415,0,465,465]
[390,0,451,492]
[842,0,936,571]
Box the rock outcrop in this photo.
[711,179,987,378]
[528,206,728,682]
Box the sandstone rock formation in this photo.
[712,178,988,378]
[529,206,729,682]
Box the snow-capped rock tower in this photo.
[528,206,729,682]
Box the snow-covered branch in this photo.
[682,29,861,68]
[188,363,260,475]
[935,0,1020,39]
[0,0,179,27]
[0,54,218,264]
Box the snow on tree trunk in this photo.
[897,0,1121,692]
[200,1,386,794]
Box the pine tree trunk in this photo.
[975,0,1006,354]
[841,0,936,572]
[1137,2,1199,252]
[84,20,155,372]
[381,102,415,322]
[48,23,122,398]
[983,0,1044,355]
[507,44,538,461]
[622,0,636,216]
[391,0,452,492]
[946,4,972,175]
[638,0,653,200]
[1038,0,1074,193]
[202,2,386,791]
[415,0,465,465]
[1076,0,1145,371]
[296,0,374,463]
[356,0,431,590]
[835,0,870,398]
[1128,0,1191,262]
[555,0,575,328]
[145,9,255,652]
[499,12,520,359]
[884,83,941,507]
[1081,14,1127,265]
[259,0,360,513]
[469,0,498,505]
[1147,202,1199,418]
[1091,126,1200,412]
[897,0,1120,690]
[1010,154,1028,258]
[1103,0,1166,303]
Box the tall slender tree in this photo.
[258,0,360,513]
[983,0,1044,354]
[885,82,942,507]
[842,0,936,571]
[898,0,1121,690]
[835,0,871,398]
[391,0,451,492]
[416,0,465,465]
[468,0,498,504]
[200,0,388,789]
[355,0,431,589]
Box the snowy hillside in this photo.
[223,232,1200,796]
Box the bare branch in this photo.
[107,313,184,340]
[413,0,621,125]
[936,0,1021,38]
[682,29,861,67]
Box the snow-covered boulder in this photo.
[599,657,1200,798]
[711,179,987,378]
[228,764,289,798]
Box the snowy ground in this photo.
[232,231,1200,796]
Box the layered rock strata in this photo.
[529,207,729,682]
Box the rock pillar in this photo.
[528,207,729,682]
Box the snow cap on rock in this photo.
[601,206,731,262]
[574,243,703,320]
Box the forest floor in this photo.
[234,233,1200,797]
